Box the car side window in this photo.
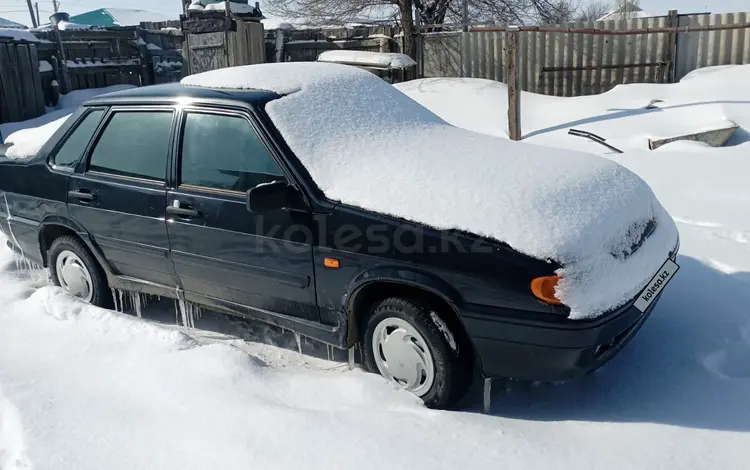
[88,111,173,181]
[51,109,105,168]
[179,112,285,192]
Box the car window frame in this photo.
[46,107,108,173]
[78,105,177,186]
[174,106,295,198]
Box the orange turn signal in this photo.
[530,275,563,305]
[324,257,340,268]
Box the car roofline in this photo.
[83,83,282,108]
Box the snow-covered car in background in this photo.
[0,63,679,408]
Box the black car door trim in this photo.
[170,249,310,288]
[85,170,166,187]
[95,234,168,256]
[177,183,245,197]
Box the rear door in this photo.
[166,107,318,321]
[68,106,178,287]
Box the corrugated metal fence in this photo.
[676,12,750,80]
[418,12,750,96]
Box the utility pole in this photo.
[26,0,39,28]
[35,3,41,26]
[53,0,59,13]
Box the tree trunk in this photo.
[398,0,416,59]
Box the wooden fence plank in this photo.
[0,44,22,122]
[29,44,46,116]
[16,45,37,120]
[0,49,6,124]
[7,45,25,116]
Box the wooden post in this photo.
[664,9,679,83]
[274,29,285,62]
[225,0,232,67]
[51,22,72,94]
[25,0,38,28]
[505,25,522,141]
[136,29,154,86]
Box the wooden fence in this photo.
[266,25,402,63]
[458,16,750,140]
[0,40,45,123]
[0,25,185,125]
[418,10,750,97]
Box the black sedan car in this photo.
[0,63,679,408]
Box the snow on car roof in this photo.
[182,63,678,319]
[317,50,417,69]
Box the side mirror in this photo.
[246,180,294,213]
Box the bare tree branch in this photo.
[576,1,611,22]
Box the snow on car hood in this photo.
[182,63,679,319]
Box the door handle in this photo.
[68,190,95,201]
[166,205,200,218]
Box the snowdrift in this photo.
[395,65,750,153]
[183,63,678,318]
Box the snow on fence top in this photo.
[181,62,678,318]
[317,50,416,69]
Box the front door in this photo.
[166,108,318,321]
[68,107,178,287]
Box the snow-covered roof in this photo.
[598,3,653,21]
[261,17,297,30]
[105,8,176,26]
[181,63,678,319]
[188,1,261,15]
[0,17,28,29]
[260,4,399,30]
[32,20,97,31]
[317,50,416,69]
[0,28,38,42]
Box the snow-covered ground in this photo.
[1,66,750,469]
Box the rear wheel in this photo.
[362,297,471,408]
[49,235,111,308]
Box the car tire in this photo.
[362,297,471,409]
[48,235,112,308]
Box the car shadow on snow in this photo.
[463,255,750,433]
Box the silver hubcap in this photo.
[372,317,435,397]
[55,250,93,303]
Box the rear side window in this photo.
[52,109,105,168]
[179,112,285,192]
[88,111,173,181]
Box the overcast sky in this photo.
[0,0,748,28]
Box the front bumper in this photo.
[463,293,661,381]
[464,242,679,381]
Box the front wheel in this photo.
[362,297,471,408]
[48,235,111,308]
